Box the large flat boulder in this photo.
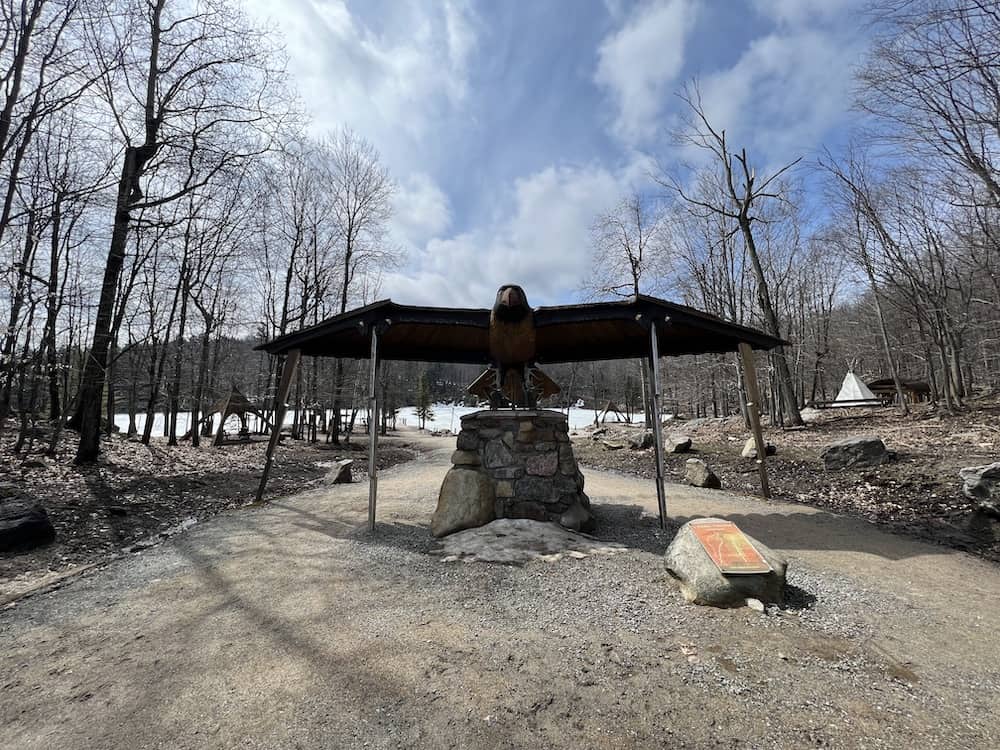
[0,499,56,553]
[437,518,625,564]
[684,458,721,489]
[820,436,890,470]
[960,462,1000,518]
[431,467,496,537]
[664,519,787,607]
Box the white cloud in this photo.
[693,28,863,166]
[595,0,698,145]
[244,0,477,169]
[390,172,452,250]
[751,0,863,27]
[383,161,651,308]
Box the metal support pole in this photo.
[738,342,771,499]
[648,322,668,529]
[255,349,301,503]
[367,326,381,532]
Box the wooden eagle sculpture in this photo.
[466,284,560,408]
[256,284,786,411]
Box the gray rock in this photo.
[684,458,721,489]
[456,431,479,451]
[515,476,557,503]
[820,436,890,470]
[483,438,513,468]
[451,450,480,467]
[559,501,594,532]
[741,438,776,459]
[324,459,353,484]
[431,468,496,537]
[664,518,787,607]
[0,499,56,552]
[525,452,558,476]
[960,462,1000,518]
[667,434,693,453]
[558,444,576,475]
[629,432,655,450]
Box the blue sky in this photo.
[247,0,871,307]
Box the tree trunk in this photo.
[738,214,802,426]
[44,196,63,422]
[865,267,909,415]
[72,148,140,461]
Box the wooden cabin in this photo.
[867,378,931,404]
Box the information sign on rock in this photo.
[689,519,771,575]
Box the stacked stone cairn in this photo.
[431,410,592,537]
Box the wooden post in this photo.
[647,322,668,529]
[255,349,301,503]
[738,342,771,498]
[367,325,382,532]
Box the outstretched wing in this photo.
[532,296,786,363]
[256,295,785,363]
[257,299,492,362]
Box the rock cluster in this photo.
[431,410,591,537]
[629,431,691,453]
[820,436,891,470]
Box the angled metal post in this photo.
[647,320,668,529]
[738,341,771,498]
[367,324,383,532]
[255,348,301,503]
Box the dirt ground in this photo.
[2,431,998,749]
[572,400,1000,562]
[0,426,419,602]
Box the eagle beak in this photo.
[502,287,520,307]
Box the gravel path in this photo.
[2,432,998,749]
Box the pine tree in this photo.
[416,372,434,429]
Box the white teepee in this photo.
[834,371,877,402]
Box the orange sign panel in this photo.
[690,519,772,574]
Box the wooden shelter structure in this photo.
[254,294,786,531]
[206,386,271,446]
[867,378,931,405]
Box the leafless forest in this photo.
[2,0,999,467]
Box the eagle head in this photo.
[493,284,530,322]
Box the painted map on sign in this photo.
[689,519,772,575]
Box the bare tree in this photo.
[324,127,396,443]
[70,0,287,461]
[661,83,803,426]
[587,192,668,298]
[586,192,669,426]
[860,0,1000,207]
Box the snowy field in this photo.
[114,403,637,437]
[392,404,634,432]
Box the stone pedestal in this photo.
[431,410,591,537]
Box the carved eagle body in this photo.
[468,284,559,408]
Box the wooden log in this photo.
[255,349,301,503]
